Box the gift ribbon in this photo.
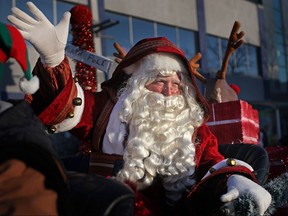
[206,117,259,128]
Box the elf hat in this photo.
[0,22,39,94]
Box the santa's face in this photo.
[145,74,181,96]
[116,72,199,187]
[107,52,205,203]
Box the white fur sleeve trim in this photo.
[54,83,84,132]
[202,158,254,180]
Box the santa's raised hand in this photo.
[8,1,70,67]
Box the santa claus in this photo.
[8,2,271,215]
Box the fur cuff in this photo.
[202,158,254,179]
[53,83,84,132]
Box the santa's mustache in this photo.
[142,91,185,113]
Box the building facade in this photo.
[0,0,287,146]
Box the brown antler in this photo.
[189,52,206,83]
[113,42,127,63]
[216,21,245,79]
[204,21,244,103]
[113,42,207,84]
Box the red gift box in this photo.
[206,100,259,144]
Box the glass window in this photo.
[57,1,75,44]
[221,38,234,75]
[272,0,287,83]
[273,0,281,10]
[275,35,284,50]
[178,28,196,60]
[15,0,53,23]
[132,18,154,45]
[279,66,287,83]
[14,0,53,47]
[233,44,247,75]
[254,105,278,146]
[0,0,12,23]
[247,45,259,77]
[102,11,130,57]
[57,1,75,23]
[207,35,221,73]
[247,46,256,74]
[157,23,177,45]
[277,50,286,67]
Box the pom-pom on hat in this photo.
[0,22,39,94]
[229,83,240,95]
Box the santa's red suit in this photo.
[24,37,262,215]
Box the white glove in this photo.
[8,1,71,67]
[221,174,271,215]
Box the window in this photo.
[207,35,259,77]
[207,36,221,73]
[221,38,233,74]
[247,45,259,77]
[0,0,12,23]
[15,0,53,23]
[178,28,197,60]
[57,1,75,22]
[253,104,279,146]
[157,23,177,45]
[272,0,287,83]
[102,11,198,64]
[132,18,154,44]
[56,1,76,44]
[102,11,130,57]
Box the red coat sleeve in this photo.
[25,56,112,152]
[25,57,74,116]
[25,56,78,125]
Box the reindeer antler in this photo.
[216,21,245,79]
[189,52,206,83]
[113,42,126,63]
[203,21,244,103]
[113,41,207,84]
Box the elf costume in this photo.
[0,22,39,94]
[0,20,135,216]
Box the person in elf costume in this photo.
[8,2,273,215]
[0,21,67,216]
[0,21,135,216]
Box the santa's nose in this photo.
[162,84,173,96]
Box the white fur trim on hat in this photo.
[19,75,39,94]
[124,53,187,75]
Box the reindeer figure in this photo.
[203,21,244,103]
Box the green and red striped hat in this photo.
[0,22,38,94]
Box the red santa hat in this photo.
[102,37,211,120]
[0,22,39,94]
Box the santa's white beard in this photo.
[116,90,200,203]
